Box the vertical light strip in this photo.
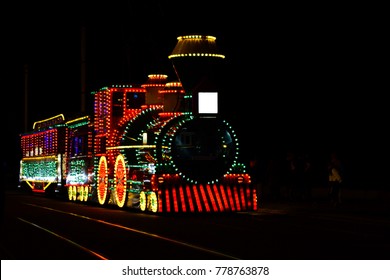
[227,186,235,211]
[253,189,258,211]
[246,186,252,208]
[233,186,241,211]
[206,184,218,212]
[213,184,224,212]
[179,186,187,212]
[186,185,195,212]
[240,187,246,211]
[158,190,163,212]
[192,185,203,212]
[172,187,179,212]
[199,185,210,212]
[165,189,171,212]
[219,185,229,210]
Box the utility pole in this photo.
[24,64,28,132]
[80,24,86,114]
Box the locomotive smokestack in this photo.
[168,35,225,115]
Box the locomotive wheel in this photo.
[140,191,147,211]
[82,186,89,202]
[79,186,88,202]
[67,187,74,201]
[77,186,82,201]
[148,191,158,213]
[114,154,127,208]
[97,156,108,205]
[71,186,77,201]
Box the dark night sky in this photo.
[1,1,387,186]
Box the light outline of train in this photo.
[18,35,258,213]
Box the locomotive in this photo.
[18,35,258,213]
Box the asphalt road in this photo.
[1,190,390,260]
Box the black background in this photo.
[1,1,387,188]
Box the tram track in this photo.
[12,201,240,260]
[3,191,390,260]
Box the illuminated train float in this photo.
[19,35,258,213]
